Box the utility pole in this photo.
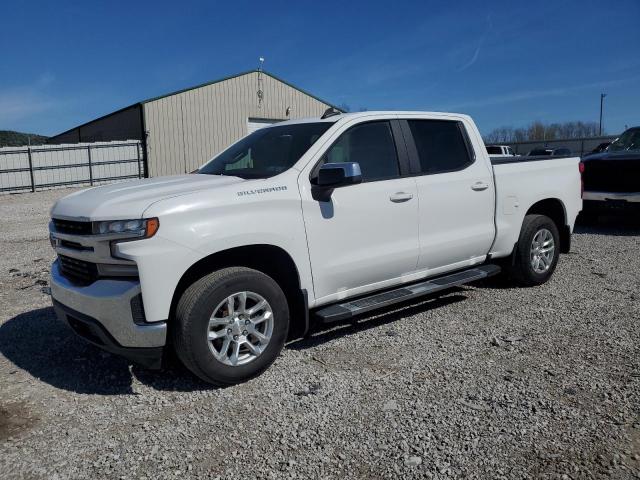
[599,93,607,136]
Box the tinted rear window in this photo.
[408,120,473,174]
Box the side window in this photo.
[319,121,400,182]
[407,120,473,174]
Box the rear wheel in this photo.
[173,267,289,386]
[506,214,560,286]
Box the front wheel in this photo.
[506,214,560,287]
[172,267,289,386]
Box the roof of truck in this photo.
[274,110,471,126]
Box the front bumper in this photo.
[50,260,167,368]
[582,191,640,203]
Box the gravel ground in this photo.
[0,188,639,479]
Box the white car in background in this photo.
[486,145,517,157]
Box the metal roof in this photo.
[50,70,343,140]
[140,70,342,110]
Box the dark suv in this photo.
[527,148,572,157]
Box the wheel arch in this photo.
[525,198,570,253]
[169,244,308,341]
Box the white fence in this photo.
[0,140,144,194]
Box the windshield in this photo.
[608,128,640,152]
[198,122,332,179]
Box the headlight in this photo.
[94,218,159,238]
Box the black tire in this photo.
[506,214,560,287]
[172,267,289,386]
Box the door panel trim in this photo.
[390,119,412,176]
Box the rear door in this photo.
[299,119,420,303]
[401,117,495,273]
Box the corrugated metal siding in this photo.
[143,72,332,176]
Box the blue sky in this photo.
[1,0,639,136]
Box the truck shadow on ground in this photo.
[574,210,640,236]
[1,292,469,395]
[0,307,212,395]
[288,290,468,351]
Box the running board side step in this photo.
[314,264,501,323]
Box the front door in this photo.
[299,120,420,304]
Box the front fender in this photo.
[126,177,313,321]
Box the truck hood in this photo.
[51,174,245,221]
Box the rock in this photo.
[294,383,321,396]
[382,400,398,411]
[503,336,523,343]
[405,456,422,467]
[458,399,490,411]
[490,336,502,347]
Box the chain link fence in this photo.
[506,135,618,157]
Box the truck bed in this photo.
[489,155,582,258]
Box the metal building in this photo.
[48,70,340,177]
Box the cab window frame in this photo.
[309,119,411,184]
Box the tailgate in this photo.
[582,158,640,193]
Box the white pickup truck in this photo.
[49,111,582,385]
[485,144,516,157]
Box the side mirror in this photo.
[313,162,362,201]
[317,162,362,187]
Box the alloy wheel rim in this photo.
[207,291,274,366]
[530,228,555,273]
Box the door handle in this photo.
[389,192,413,203]
[471,182,489,191]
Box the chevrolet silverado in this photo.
[49,110,583,385]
